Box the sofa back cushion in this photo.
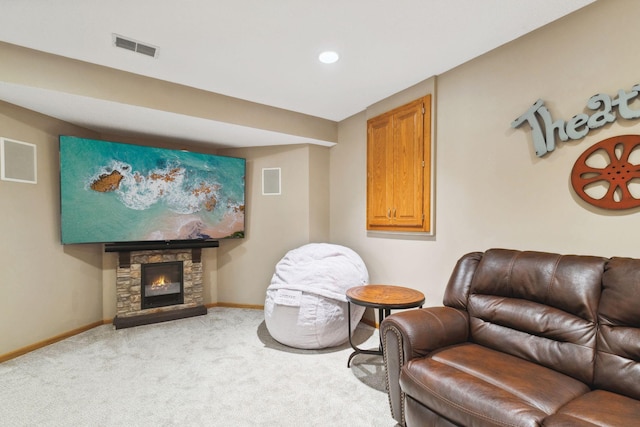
[445,249,605,384]
[596,257,640,400]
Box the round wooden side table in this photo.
[346,284,425,367]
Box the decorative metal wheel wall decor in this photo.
[571,135,640,210]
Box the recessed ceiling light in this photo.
[318,51,339,64]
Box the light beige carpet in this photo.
[0,307,398,426]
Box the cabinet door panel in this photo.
[393,102,423,227]
[367,115,394,226]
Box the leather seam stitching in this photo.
[545,255,562,304]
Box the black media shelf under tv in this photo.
[104,239,220,252]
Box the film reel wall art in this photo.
[571,135,640,210]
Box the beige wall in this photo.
[216,144,330,305]
[308,144,330,242]
[0,102,104,354]
[331,0,640,308]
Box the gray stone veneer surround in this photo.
[115,249,203,318]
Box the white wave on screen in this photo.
[90,160,220,214]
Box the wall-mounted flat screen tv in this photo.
[59,136,245,244]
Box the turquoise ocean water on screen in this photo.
[60,136,245,243]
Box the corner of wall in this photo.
[308,144,330,242]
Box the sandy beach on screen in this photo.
[200,211,244,238]
[146,211,244,240]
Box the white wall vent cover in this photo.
[113,34,159,58]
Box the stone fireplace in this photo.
[113,248,207,329]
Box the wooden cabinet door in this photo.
[392,99,424,227]
[367,95,430,232]
[367,114,394,227]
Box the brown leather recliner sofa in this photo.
[381,248,640,426]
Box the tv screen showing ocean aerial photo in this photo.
[59,136,245,244]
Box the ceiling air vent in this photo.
[112,34,158,58]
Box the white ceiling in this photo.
[0,0,596,148]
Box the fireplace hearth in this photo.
[113,248,207,329]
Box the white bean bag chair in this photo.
[264,243,369,349]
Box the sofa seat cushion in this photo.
[400,343,590,427]
[542,390,640,426]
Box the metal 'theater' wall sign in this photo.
[512,84,640,157]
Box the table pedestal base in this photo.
[347,303,390,367]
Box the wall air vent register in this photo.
[113,34,158,58]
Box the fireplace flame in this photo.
[152,275,169,288]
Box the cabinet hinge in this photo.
[422,106,425,115]
[422,160,425,167]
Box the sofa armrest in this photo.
[381,306,469,425]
